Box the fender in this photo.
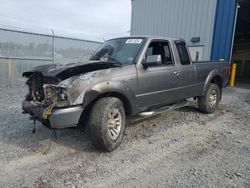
[202,69,223,96]
[82,81,138,115]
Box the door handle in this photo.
[173,70,180,76]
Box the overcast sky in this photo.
[0,0,131,41]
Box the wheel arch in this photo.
[202,70,223,97]
[78,88,135,128]
[90,91,134,115]
[211,75,223,89]
[81,81,137,116]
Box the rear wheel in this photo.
[198,83,220,114]
[88,97,125,151]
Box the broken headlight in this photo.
[43,84,69,106]
[57,87,68,101]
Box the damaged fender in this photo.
[81,81,138,115]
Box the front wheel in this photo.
[198,83,221,114]
[88,97,125,151]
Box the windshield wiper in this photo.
[106,57,123,67]
[108,57,121,64]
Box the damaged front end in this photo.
[22,61,120,129]
[22,73,83,129]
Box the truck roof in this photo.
[114,35,185,42]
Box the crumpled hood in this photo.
[22,61,120,80]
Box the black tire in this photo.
[88,97,126,151]
[198,83,221,114]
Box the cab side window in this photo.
[175,42,191,65]
[146,41,173,65]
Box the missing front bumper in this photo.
[22,100,84,129]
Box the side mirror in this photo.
[142,55,162,68]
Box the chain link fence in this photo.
[0,27,102,84]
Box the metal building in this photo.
[130,0,250,87]
[130,0,237,62]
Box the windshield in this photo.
[90,38,145,64]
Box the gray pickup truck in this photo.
[22,36,230,151]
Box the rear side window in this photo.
[175,42,190,65]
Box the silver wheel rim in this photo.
[209,90,217,108]
[107,108,122,140]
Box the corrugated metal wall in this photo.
[130,0,217,60]
[211,0,237,61]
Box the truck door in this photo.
[173,41,197,99]
[136,40,181,109]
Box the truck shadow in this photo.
[177,106,201,113]
[127,105,201,126]
[0,105,203,158]
[0,112,99,156]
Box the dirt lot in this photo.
[0,82,250,188]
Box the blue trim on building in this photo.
[211,0,237,61]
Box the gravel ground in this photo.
[0,82,249,188]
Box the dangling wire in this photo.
[42,101,57,119]
[32,119,36,133]
[53,129,57,139]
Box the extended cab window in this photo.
[175,42,191,65]
[146,41,173,65]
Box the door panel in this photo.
[175,65,197,99]
[136,40,197,110]
[136,66,181,109]
[175,42,197,99]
